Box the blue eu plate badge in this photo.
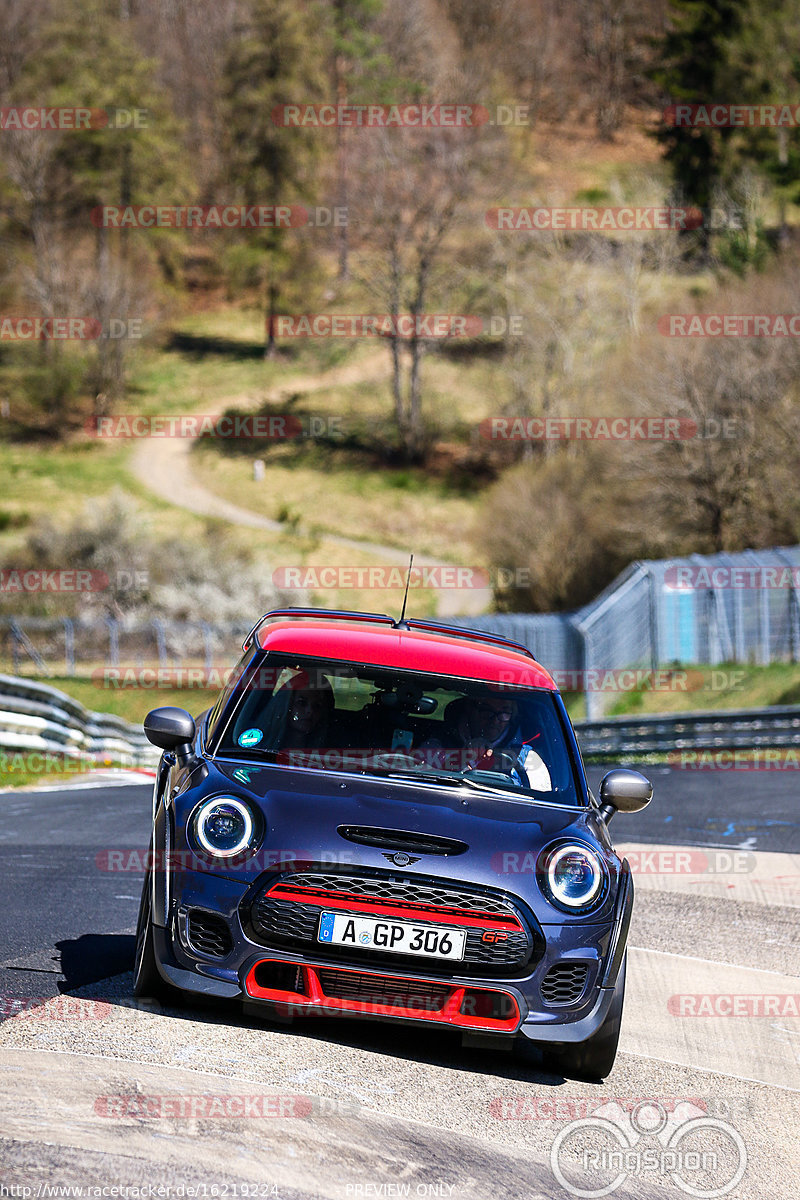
[318,912,335,942]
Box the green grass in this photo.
[25,662,800,727]
[20,676,220,725]
[0,756,144,790]
[562,662,800,721]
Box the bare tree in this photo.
[354,121,500,461]
[0,0,50,95]
[628,335,800,553]
[573,0,668,139]
[131,0,243,193]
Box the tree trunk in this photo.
[336,65,349,282]
[265,279,278,358]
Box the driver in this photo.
[420,692,551,788]
[418,693,517,767]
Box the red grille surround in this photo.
[244,958,522,1032]
[264,880,524,933]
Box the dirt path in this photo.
[129,352,492,617]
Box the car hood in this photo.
[186,759,619,924]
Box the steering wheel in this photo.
[464,747,520,775]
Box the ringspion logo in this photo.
[550,1100,746,1198]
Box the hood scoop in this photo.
[337,825,468,857]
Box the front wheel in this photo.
[542,953,627,1082]
[133,870,176,1004]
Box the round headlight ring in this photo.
[194,797,255,858]
[544,843,605,911]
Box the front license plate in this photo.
[317,911,466,961]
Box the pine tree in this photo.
[221,0,329,355]
[652,0,745,221]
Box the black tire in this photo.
[133,870,176,1004]
[542,953,627,1082]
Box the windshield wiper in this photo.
[384,769,522,797]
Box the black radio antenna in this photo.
[394,554,414,629]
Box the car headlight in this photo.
[194,797,255,857]
[542,843,605,911]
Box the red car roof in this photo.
[257,619,557,690]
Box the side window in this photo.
[206,648,253,741]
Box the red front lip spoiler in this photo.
[244,958,522,1033]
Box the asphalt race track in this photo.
[0,767,798,1199]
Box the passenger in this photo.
[282,671,335,750]
[260,669,335,752]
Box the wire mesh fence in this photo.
[3,546,799,718]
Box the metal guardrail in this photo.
[0,674,158,768]
[1,672,798,773]
[574,705,800,759]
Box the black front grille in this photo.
[317,970,450,1011]
[540,962,589,1005]
[187,909,234,958]
[246,870,538,976]
[275,872,515,918]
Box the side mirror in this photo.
[144,707,196,765]
[598,768,653,824]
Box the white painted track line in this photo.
[618,841,800,908]
[623,946,800,1089]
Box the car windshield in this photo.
[213,653,582,806]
